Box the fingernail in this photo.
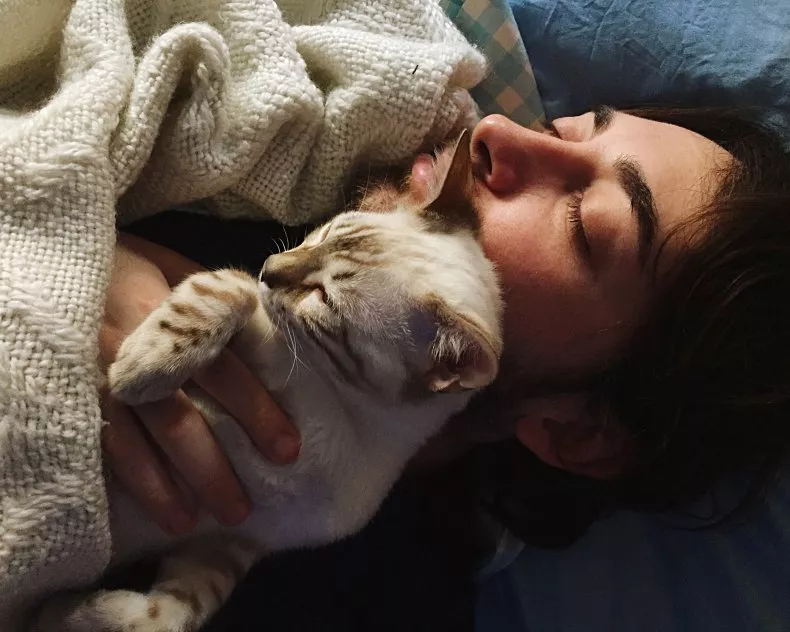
[270,435,301,464]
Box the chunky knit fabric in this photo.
[0,0,485,624]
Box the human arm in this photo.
[99,233,300,534]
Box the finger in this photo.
[192,348,301,465]
[134,391,253,526]
[101,395,197,536]
[98,324,123,365]
[118,233,205,286]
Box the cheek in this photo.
[479,201,568,310]
[481,215,573,354]
[480,212,633,374]
[479,203,536,268]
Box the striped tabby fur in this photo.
[32,132,503,632]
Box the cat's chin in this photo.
[258,281,278,316]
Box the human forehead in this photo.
[606,112,731,180]
[575,111,733,232]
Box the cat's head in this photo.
[259,131,503,402]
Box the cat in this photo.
[31,130,503,632]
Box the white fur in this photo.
[34,208,502,632]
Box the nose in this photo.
[260,251,313,289]
[470,114,594,196]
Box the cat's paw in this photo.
[108,269,259,406]
[107,327,186,405]
[32,589,196,632]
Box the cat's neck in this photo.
[235,302,470,471]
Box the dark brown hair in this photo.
[473,107,790,545]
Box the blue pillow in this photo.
[508,0,790,141]
[476,468,790,632]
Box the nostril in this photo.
[473,140,492,178]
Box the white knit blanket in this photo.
[0,0,485,624]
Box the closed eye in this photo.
[567,191,592,263]
[331,271,357,282]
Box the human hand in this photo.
[100,233,300,535]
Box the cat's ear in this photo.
[424,129,479,233]
[422,297,501,392]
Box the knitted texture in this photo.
[0,0,486,625]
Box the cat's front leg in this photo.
[31,538,261,632]
[108,268,261,405]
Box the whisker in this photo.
[357,161,373,208]
[268,238,281,255]
[270,310,310,374]
[339,181,348,211]
[261,317,278,345]
[290,329,312,372]
[279,319,295,369]
[283,322,299,386]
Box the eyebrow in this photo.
[614,155,658,268]
[589,106,657,268]
[593,105,615,134]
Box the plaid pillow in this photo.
[442,0,545,128]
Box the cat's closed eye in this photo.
[330,271,357,282]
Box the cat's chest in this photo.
[212,308,357,477]
[228,305,351,422]
[229,307,296,388]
